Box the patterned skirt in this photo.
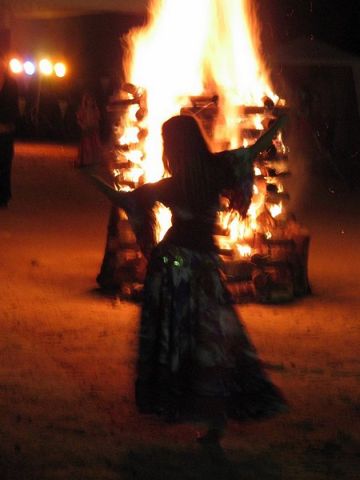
[136,243,287,423]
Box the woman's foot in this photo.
[196,429,227,464]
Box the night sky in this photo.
[9,0,360,106]
[111,0,360,56]
[257,0,360,56]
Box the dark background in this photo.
[10,1,360,87]
[8,0,360,161]
[258,0,360,56]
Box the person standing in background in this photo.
[75,92,102,168]
[0,56,19,208]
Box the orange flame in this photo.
[123,0,277,177]
[119,0,284,258]
[269,202,283,218]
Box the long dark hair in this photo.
[161,115,214,212]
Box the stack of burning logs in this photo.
[97,85,311,303]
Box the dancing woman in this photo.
[92,114,288,445]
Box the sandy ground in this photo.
[0,142,359,479]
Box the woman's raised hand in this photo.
[250,114,288,160]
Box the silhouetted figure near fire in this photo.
[92,114,288,448]
[0,57,19,207]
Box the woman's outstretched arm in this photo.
[215,115,287,217]
[91,175,131,210]
[249,114,288,159]
[91,174,161,258]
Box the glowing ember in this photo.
[236,244,252,258]
[269,202,283,218]
[119,126,140,146]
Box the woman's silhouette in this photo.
[93,114,288,446]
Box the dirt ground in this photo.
[0,142,359,479]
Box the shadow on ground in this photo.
[116,444,281,480]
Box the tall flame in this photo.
[123,0,277,180]
[119,0,284,252]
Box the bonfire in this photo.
[97,0,311,303]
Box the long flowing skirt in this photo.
[136,243,287,423]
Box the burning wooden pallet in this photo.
[97,89,310,303]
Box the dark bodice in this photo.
[125,148,254,255]
[163,208,218,252]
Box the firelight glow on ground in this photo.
[0,143,359,479]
